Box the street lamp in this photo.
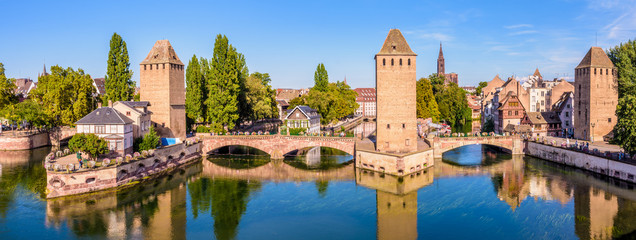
[591,122,595,143]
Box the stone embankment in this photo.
[525,140,636,184]
[0,127,76,150]
[45,142,201,198]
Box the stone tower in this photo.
[437,42,445,75]
[375,29,417,153]
[573,47,617,141]
[140,40,186,140]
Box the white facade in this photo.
[529,88,549,112]
[76,123,134,154]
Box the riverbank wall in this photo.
[525,141,636,184]
[0,132,50,150]
[46,142,201,198]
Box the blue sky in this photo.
[1,0,635,88]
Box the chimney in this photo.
[98,102,102,108]
[108,100,113,107]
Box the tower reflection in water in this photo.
[27,145,636,239]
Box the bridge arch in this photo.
[432,136,522,158]
[200,136,356,159]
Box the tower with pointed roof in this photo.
[437,42,445,75]
[573,47,617,141]
[139,40,186,140]
[375,29,417,153]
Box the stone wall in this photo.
[526,141,636,184]
[46,142,201,198]
[355,149,433,176]
[0,132,50,150]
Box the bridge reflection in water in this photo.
[25,145,636,239]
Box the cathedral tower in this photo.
[437,42,445,75]
[573,47,617,141]
[375,29,417,153]
[140,40,186,140]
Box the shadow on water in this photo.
[207,145,271,169]
[283,147,353,170]
[442,144,511,167]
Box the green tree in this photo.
[3,100,50,128]
[104,32,134,102]
[609,40,636,153]
[313,63,329,92]
[31,65,96,126]
[0,63,18,109]
[482,117,495,133]
[289,81,358,125]
[186,55,207,122]
[205,34,241,132]
[416,77,441,121]
[475,81,488,96]
[68,133,109,160]
[429,74,446,95]
[245,72,277,121]
[139,125,160,151]
[436,82,471,130]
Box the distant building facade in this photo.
[552,91,574,137]
[521,112,562,137]
[139,40,186,140]
[14,78,36,101]
[92,78,106,97]
[375,29,417,153]
[496,92,526,133]
[284,105,321,133]
[275,88,309,119]
[354,88,376,117]
[573,47,617,141]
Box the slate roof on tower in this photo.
[377,29,417,56]
[140,40,184,65]
[576,47,614,69]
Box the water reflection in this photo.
[45,163,200,239]
[4,145,636,239]
[442,144,511,166]
[284,147,353,170]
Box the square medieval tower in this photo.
[573,47,617,141]
[139,40,186,140]
[375,29,418,153]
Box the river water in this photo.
[1,144,636,240]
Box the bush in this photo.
[68,133,109,160]
[139,126,160,151]
[289,128,306,135]
[196,125,210,133]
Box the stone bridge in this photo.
[201,159,355,182]
[199,135,356,159]
[431,135,524,158]
[49,127,77,147]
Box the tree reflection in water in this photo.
[188,177,261,240]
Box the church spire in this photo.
[437,42,445,75]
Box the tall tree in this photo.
[609,40,636,153]
[31,65,96,126]
[245,72,277,121]
[313,63,329,92]
[105,32,134,102]
[416,77,441,121]
[0,63,18,109]
[475,81,488,96]
[435,81,471,129]
[205,34,241,132]
[186,55,206,122]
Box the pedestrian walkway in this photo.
[543,136,623,152]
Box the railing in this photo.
[525,136,634,164]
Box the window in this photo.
[391,59,394,66]
[515,111,518,115]
[96,125,105,133]
[408,59,411,65]
[387,124,390,129]
[383,58,385,66]
[144,65,147,70]
[508,111,512,115]
[594,68,597,74]
[399,59,402,66]
[567,104,571,108]
[163,63,165,69]
[402,123,405,128]
[110,125,117,133]
[541,91,544,97]
[541,100,544,106]
[609,118,612,123]
[126,111,131,116]
[566,120,570,126]
[150,64,152,70]
[565,112,569,117]
[406,139,410,146]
